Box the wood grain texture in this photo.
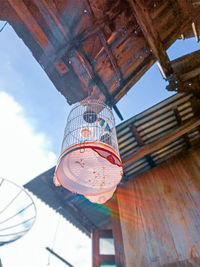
[108,197,126,267]
[123,117,200,167]
[117,148,200,267]
[2,0,200,104]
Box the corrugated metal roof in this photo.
[25,167,112,236]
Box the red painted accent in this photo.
[107,154,115,164]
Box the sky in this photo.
[0,20,199,267]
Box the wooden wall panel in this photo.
[109,197,126,267]
[117,148,200,267]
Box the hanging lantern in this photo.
[54,101,123,204]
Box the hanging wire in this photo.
[47,213,61,266]
[0,22,8,33]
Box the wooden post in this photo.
[92,230,100,267]
[110,196,126,267]
[92,229,115,267]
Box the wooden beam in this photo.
[176,0,193,18]
[85,0,123,86]
[167,50,200,92]
[180,67,200,82]
[173,108,191,149]
[109,196,126,267]
[84,0,125,115]
[92,230,100,267]
[127,0,173,77]
[123,117,200,167]
[167,78,200,94]
[7,0,48,49]
[170,50,200,76]
[192,22,199,42]
[130,125,156,168]
[157,62,167,79]
[174,0,198,41]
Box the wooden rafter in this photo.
[130,125,156,168]
[173,108,191,149]
[167,50,200,93]
[123,117,200,167]
[176,0,193,18]
[3,0,200,107]
[176,0,199,42]
[84,0,123,86]
[7,0,48,49]
[192,22,199,42]
[127,0,173,77]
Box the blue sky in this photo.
[0,22,199,153]
[0,20,199,267]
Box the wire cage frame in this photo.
[54,101,123,202]
[61,100,119,155]
[0,177,37,246]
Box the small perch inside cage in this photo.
[54,101,123,204]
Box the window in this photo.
[99,237,115,255]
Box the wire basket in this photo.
[0,178,36,246]
[61,101,119,153]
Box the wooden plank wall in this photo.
[116,148,200,267]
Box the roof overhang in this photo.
[1,0,200,115]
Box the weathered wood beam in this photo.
[127,0,173,77]
[167,78,200,94]
[173,108,191,149]
[166,0,200,48]
[7,0,48,49]
[167,50,200,93]
[180,67,200,82]
[176,0,193,18]
[123,117,200,167]
[85,0,123,86]
[192,22,199,42]
[130,125,156,168]
[177,0,199,43]
[108,196,126,267]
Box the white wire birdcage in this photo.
[0,178,36,246]
[54,101,123,204]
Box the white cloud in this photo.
[0,91,91,267]
[0,91,57,185]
